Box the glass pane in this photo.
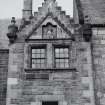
[64,53,69,58]
[98,29,105,35]
[64,48,68,55]
[60,63,64,68]
[56,59,59,63]
[36,49,41,53]
[32,54,36,58]
[55,47,69,68]
[59,53,65,58]
[32,60,35,64]
[32,59,46,68]
[65,59,69,63]
[41,49,45,53]
[59,49,63,53]
[40,53,45,58]
[56,63,60,68]
[55,48,59,53]
[41,59,45,64]
[41,63,45,68]
[36,54,40,58]
[64,48,68,52]
[55,47,69,58]
[32,49,35,53]
[59,59,64,63]
[36,64,40,68]
[35,54,44,58]
[31,48,46,68]
[55,53,59,58]
[36,59,41,63]
[32,64,36,68]
[65,63,69,68]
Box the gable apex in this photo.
[26,12,72,40]
[17,0,74,41]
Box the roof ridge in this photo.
[33,0,71,22]
[18,0,72,38]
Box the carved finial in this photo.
[11,17,16,24]
[7,17,18,43]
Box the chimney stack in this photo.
[23,0,33,20]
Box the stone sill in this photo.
[0,49,9,53]
[25,38,73,42]
[24,68,77,73]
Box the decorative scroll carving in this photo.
[42,22,57,39]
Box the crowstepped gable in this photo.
[18,0,73,40]
[1,0,105,105]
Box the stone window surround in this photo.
[25,43,71,69]
[54,45,70,68]
[26,44,46,69]
[31,46,46,68]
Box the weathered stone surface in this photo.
[1,0,105,105]
[74,0,105,24]
[0,50,9,105]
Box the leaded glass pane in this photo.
[31,47,46,68]
[55,47,69,68]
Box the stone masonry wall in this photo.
[5,38,96,105]
[6,43,24,105]
[80,0,105,24]
[0,50,9,105]
[75,42,95,105]
[21,71,81,105]
[92,28,105,105]
[5,0,95,104]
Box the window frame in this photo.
[54,45,70,68]
[30,45,46,69]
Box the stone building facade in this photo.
[0,0,105,105]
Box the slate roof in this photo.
[1,0,105,48]
[76,0,105,24]
[0,0,73,47]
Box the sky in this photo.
[0,0,73,19]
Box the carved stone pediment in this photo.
[42,22,57,39]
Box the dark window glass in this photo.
[42,101,58,105]
[31,48,46,68]
[55,47,69,68]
